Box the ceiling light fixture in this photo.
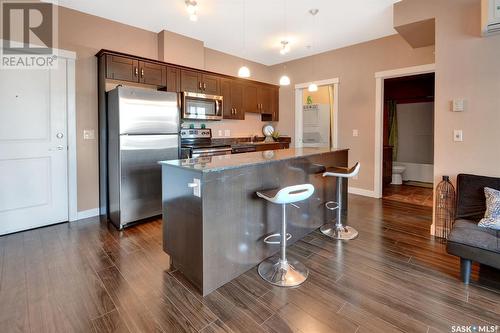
[307,8,319,92]
[278,0,290,86]
[238,0,251,78]
[185,0,198,21]
[280,40,290,55]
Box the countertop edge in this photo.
[159,148,349,173]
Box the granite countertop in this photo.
[159,147,348,172]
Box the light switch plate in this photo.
[453,130,463,142]
[83,129,95,140]
[452,99,465,112]
[352,129,359,137]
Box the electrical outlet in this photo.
[83,129,95,140]
[224,129,231,137]
[218,130,222,137]
[352,129,359,137]
[453,130,463,142]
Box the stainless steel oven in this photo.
[182,92,223,121]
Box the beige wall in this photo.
[56,7,277,211]
[394,0,500,189]
[270,35,435,191]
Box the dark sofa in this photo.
[446,174,500,284]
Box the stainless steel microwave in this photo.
[182,92,223,121]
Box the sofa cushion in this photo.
[448,219,500,253]
[478,187,500,230]
[456,174,500,221]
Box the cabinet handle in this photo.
[134,67,138,76]
[141,68,144,78]
[203,82,206,90]
[199,82,202,90]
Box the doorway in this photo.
[381,73,435,207]
[294,78,339,149]
[0,50,77,235]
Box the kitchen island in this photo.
[160,148,348,296]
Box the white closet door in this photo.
[0,58,68,235]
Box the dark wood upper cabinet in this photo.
[244,83,259,113]
[106,55,139,82]
[180,69,201,93]
[98,49,278,122]
[258,85,272,115]
[139,61,166,86]
[230,82,244,120]
[222,79,244,120]
[201,74,220,95]
[166,66,180,92]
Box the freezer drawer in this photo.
[109,134,179,227]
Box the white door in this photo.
[0,59,68,235]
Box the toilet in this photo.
[392,164,406,185]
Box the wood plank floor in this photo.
[0,195,499,333]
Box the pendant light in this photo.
[279,0,290,86]
[307,9,319,92]
[185,0,198,21]
[238,0,251,78]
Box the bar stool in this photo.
[321,163,361,240]
[256,184,315,287]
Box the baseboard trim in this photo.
[348,187,380,198]
[75,208,100,220]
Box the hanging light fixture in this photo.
[185,0,198,21]
[278,0,290,86]
[307,9,319,92]
[279,73,290,86]
[238,0,251,78]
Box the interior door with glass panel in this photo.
[301,85,334,148]
[0,60,68,235]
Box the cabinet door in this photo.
[139,61,166,86]
[221,79,233,119]
[181,69,201,93]
[258,85,272,115]
[201,74,220,95]
[166,66,180,92]
[231,82,245,120]
[271,87,279,121]
[244,83,259,113]
[106,55,139,82]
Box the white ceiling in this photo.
[54,0,398,65]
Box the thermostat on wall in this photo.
[452,98,465,112]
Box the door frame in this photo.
[1,41,78,222]
[294,78,339,148]
[373,64,436,199]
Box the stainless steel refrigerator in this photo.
[107,87,180,229]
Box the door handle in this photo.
[49,145,65,151]
[188,182,198,188]
[56,132,64,139]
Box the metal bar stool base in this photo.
[320,224,359,240]
[258,256,308,287]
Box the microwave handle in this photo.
[216,99,221,114]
